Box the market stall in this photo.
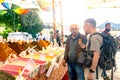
[0,45,67,80]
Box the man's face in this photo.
[105,24,111,32]
[70,24,79,37]
[83,22,90,35]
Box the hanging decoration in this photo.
[1,2,29,14]
[38,0,52,11]
[14,8,29,14]
[0,0,4,3]
[1,2,12,10]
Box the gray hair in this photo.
[84,18,96,28]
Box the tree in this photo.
[2,10,21,31]
[0,10,20,39]
[0,27,13,39]
[0,9,44,39]
[20,10,44,38]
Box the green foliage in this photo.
[20,10,43,38]
[0,23,5,27]
[4,10,21,31]
[0,27,13,39]
[0,9,44,39]
[0,11,5,24]
[21,23,43,38]
[0,10,22,31]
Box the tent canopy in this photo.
[0,0,39,10]
[97,20,120,30]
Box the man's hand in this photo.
[62,59,67,67]
[87,72,94,80]
[78,39,86,49]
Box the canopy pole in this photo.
[59,0,64,44]
[52,0,56,38]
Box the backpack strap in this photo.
[111,67,114,80]
[96,66,99,79]
[86,32,102,52]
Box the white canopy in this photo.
[0,0,40,10]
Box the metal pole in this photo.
[52,0,56,38]
[59,0,64,44]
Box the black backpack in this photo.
[91,33,118,80]
[97,33,118,70]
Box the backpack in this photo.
[91,33,118,80]
[90,33,118,70]
[96,33,118,70]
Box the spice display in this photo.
[38,40,51,49]
[0,42,17,61]
[5,54,18,64]
[0,70,15,80]
[7,42,26,55]
[44,40,51,46]
[31,41,43,51]
[0,40,51,61]
[23,41,43,51]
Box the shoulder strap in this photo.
[86,35,90,50]
[91,32,102,37]
[86,33,102,50]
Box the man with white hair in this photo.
[63,23,87,80]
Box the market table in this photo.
[0,47,68,80]
[37,60,68,80]
[0,56,46,80]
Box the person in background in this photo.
[101,23,111,80]
[102,23,111,36]
[50,32,54,46]
[36,33,39,41]
[63,24,87,80]
[56,30,61,47]
[83,18,103,80]
[63,35,68,47]
[38,33,46,41]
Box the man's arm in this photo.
[63,36,70,67]
[90,51,100,71]
[87,35,102,80]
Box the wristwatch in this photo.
[89,69,95,73]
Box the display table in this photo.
[0,47,68,80]
[35,61,68,80]
[0,57,46,80]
